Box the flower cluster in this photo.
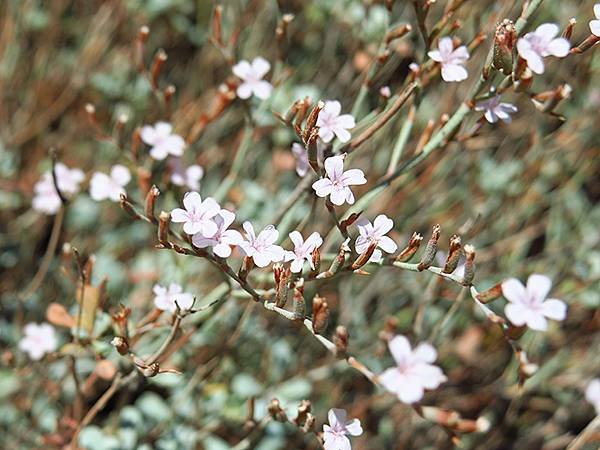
[32,163,85,215]
[428,36,470,82]
[313,155,367,206]
[516,23,570,74]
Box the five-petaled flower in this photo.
[239,222,285,268]
[323,408,363,450]
[427,36,470,82]
[284,231,323,273]
[312,155,367,206]
[379,335,447,403]
[291,143,310,177]
[355,215,398,263]
[591,4,600,37]
[501,274,567,331]
[32,163,85,215]
[89,165,131,202]
[170,159,204,191]
[317,100,356,143]
[153,283,194,313]
[516,23,570,74]
[475,95,518,123]
[232,57,273,100]
[141,122,186,160]
[19,322,58,360]
[585,378,600,415]
[171,191,220,236]
[192,209,243,258]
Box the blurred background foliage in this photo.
[1,0,600,449]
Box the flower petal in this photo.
[526,274,552,304]
[388,335,412,365]
[541,298,567,321]
[546,38,570,57]
[312,178,333,197]
[183,191,203,211]
[324,155,345,180]
[441,63,468,82]
[501,278,527,304]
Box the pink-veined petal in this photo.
[546,38,570,57]
[242,221,256,240]
[221,229,243,246]
[251,56,271,78]
[501,278,527,304]
[252,251,272,268]
[438,37,454,58]
[324,100,341,117]
[341,168,366,186]
[213,242,233,258]
[541,298,567,321]
[170,208,189,223]
[183,191,203,211]
[334,127,351,143]
[232,60,252,79]
[289,230,304,249]
[329,185,347,205]
[110,165,131,186]
[388,335,412,365]
[441,63,468,82]
[253,80,273,99]
[324,155,345,180]
[527,274,552,304]
[236,82,253,99]
[183,220,204,235]
[377,236,397,254]
[373,214,394,235]
[313,178,333,197]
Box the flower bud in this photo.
[476,282,503,304]
[303,100,324,144]
[294,400,312,427]
[268,398,287,422]
[396,232,423,262]
[491,19,517,75]
[351,241,377,270]
[292,282,306,320]
[158,211,171,247]
[333,325,349,356]
[141,362,160,378]
[418,224,440,271]
[145,185,160,221]
[384,23,412,44]
[462,244,476,285]
[111,336,129,355]
[309,247,321,276]
[312,295,329,334]
[443,235,462,273]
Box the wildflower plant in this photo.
[3,1,600,449]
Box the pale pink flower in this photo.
[379,86,391,98]
[32,163,85,215]
[284,231,323,273]
[427,37,469,82]
[170,160,204,191]
[19,323,58,360]
[516,23,570,74]
[502,274,567,331]
[291,143,309,177]
[140,122,186,160]
[591,5,600,37]
[232,57,273,100]
[192,209,243,258]
[312,155,366,206]
[585,379,600,415]
[171,191,220,236]
[379,335,447,404]
[239,222,284,268]
[475,95,518,123]
[355,214,397,263]
[153,283,194,313]
[323,408,363,450]
[317,101,356,143]
[89,165,131,202]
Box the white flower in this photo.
[427,37,470,82]
[591,4,600,37]
[192,209,243,258]
[170,159,204,191]
[379,86,391,98]
[312,155,367,206]
[516,23,570,75]
[19,323,58,360]
[317,101,355,143]
[32,163,85,215]
[153,283,194,313]
[475,95,518,123]
[171,191,220,236]
[323,408,363,450]
[585,379,600,415]
[284,231,323,273]
[140,122,186,160]
[379,335,447,404]
[89,165,131,202]
[355,215,398,263]
[232,57,273,100]
[502,274,567,331]
[291,143,309,177]
[239,221,285,268]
